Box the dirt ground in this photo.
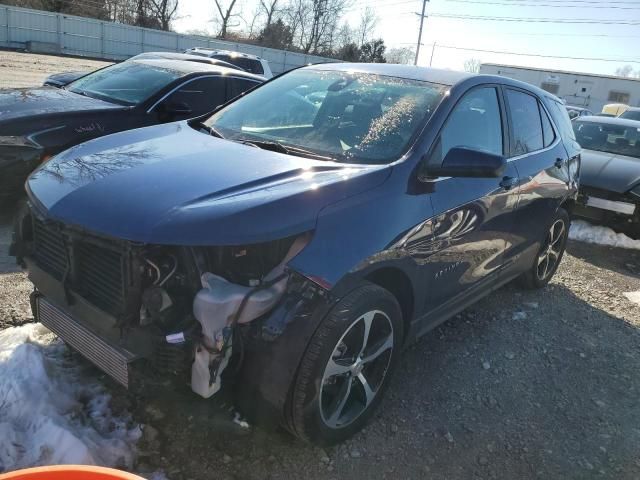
[0,50,110,89]
[1,51,640,479]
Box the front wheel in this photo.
[518,208,569,289]
[288,283,403,445]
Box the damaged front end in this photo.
[15,205,318,400]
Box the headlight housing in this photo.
[630,184,640,200]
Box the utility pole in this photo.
[414,0,428,65]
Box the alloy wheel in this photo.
[319,310,394,429]
[536,218,566,281]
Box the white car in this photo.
[184,48,273,78]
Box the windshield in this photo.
[620,110,640,121]
[204,69,447,164]
[67,61,183,106]
[574,120,640,159]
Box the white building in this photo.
[479,63,640,113]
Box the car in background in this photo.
[184,47,273,78]
[602,103,629,117]
[572,116,640,237]
[619,107,640,121]
[13,63,578,445]
[565,105,594,120]
[43,51,245,88]
[1,58,263,201]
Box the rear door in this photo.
[420,85,520,329]
[500,88,572,278]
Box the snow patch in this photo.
[623,291,640,306]
[0,324,141,473]
[569,220,640,250]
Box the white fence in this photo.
[0,4,335,74]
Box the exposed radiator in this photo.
[37,296,133,387]
[32,217,128,317]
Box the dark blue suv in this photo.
[14,63,580,445]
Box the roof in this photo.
[305,63,474,86]
[481,63,640,83]
[130,58,264,81]
[575,116,640,128]
[132,52,240,69]
[187,47,262,61]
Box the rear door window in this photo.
[506,89,544,155]
[429,86,503,166]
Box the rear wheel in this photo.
[518,208,569,289]
[288,283,403,445]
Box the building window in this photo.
[541,82,559,94]
[608,90,630,104]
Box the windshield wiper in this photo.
[198,122,224,139]
[240,139,334,161]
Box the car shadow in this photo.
[107,279,640,479]
[567,239,640,279]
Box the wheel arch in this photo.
[559,197,576,215]
[364,266,415,344]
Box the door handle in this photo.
[499,176,518,191]
[555,158,565,169]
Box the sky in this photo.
[173,0,640,76]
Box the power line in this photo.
[432,43,640,63]
[447,0,640,9]
[429,12,640,24]
[344,0,419,13]
[495,0,640,3]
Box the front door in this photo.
[418,85,520,332]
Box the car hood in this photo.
[579,149,640,193]
[0,87,123,122]
[27,122,391,245]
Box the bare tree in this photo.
[214,0,240,38]
[147,0,179,30]
[291,0,350,54]
[356,6,377,47]
[260,0,280,28]
[615,65,634,78]
[464,58,482,73]
[385,47,414,65]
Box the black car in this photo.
[43,51,247,88]
[13,64,579,445]
[0,57,263,201]
[572,116,640,237]
[619,107,640,121]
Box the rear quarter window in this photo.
[546,98,581,154]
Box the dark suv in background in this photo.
[13,64,579,445]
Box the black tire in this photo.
[518,207,569,289]
[288,282,403,445]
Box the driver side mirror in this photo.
[424,146,506,179]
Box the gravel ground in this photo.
[1,51,640,479]
[0,50,110,89]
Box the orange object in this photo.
[0,465,146,480]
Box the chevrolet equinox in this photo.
[13,63,580,445]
